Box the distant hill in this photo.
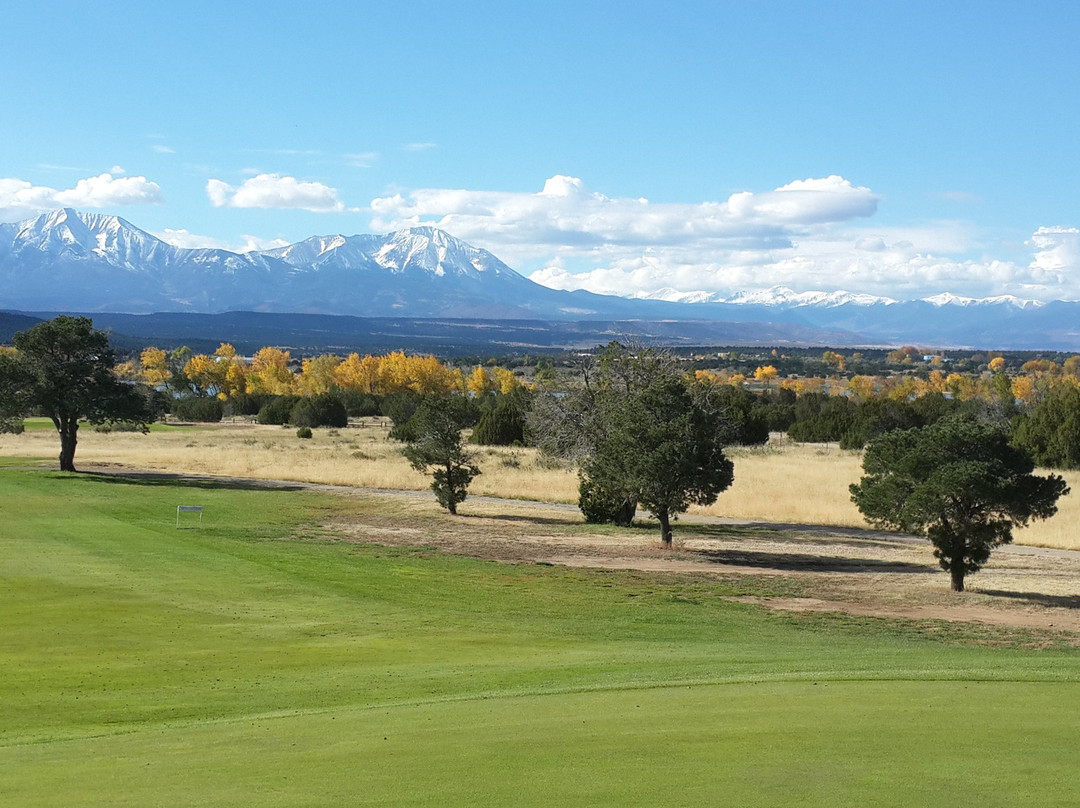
[6,311,856,356]
[0,311,44,343]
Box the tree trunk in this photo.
[58,419,78,472]
[658,510,673,547]
[950,565,965,592]
[614,497,637,527]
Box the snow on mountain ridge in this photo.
[0,209,1051,314]
[632,284,1040,309]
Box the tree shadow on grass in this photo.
[689,546,933,574]
[79,470,306,492]
[661,523,932,574]
[979,589,1080,609]
[463,512,584,527]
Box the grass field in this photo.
[2,468,1079,806]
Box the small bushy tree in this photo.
[472,388,532,446]
[290,393,348,428]
[535,342,734,544]
[624,375,734,545]
[256,395,301,425]
[172,396,224,423]
[402,397,480,514]
[851,415,1068,591]
[1012,384,1080,470]
[1,316,154,471]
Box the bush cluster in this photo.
[172,396,224,423]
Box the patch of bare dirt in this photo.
[727,596,1080,633]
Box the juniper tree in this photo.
[402,396,480,515]
[850,415,1068,591]
[1,316,154,471]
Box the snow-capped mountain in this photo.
[0,209,570,318]
[1,209,1079,349]
[637,285,1047,311]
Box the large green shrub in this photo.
[256,395,300,425]
[291,393,348,428]
[172,396,224,423]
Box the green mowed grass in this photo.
[17,416,193,432]
[2,469,1078,806]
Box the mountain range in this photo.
[2,208,1079,350]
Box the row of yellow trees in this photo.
[119,342,1080,407]
[698,365,1080,406]
[130,344,521,399]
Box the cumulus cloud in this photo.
[155,227,290,253]
[0,173,162,220]
[370,174,877,252]
[206,173,346,212]
[368,175,1080,302]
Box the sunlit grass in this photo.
[3,468,1079,806]
[2,420,1076,549]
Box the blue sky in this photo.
[3,0,1079,301]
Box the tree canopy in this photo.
[2,316,155,471]
[535,342,734,544]
[850,415,1069,591]
[622,374,734,545]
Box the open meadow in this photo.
[2,465,1079,806]
[3,417,1078,549]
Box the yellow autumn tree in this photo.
[377,351,415,393]
[184,353,225,396]
[492,366,519,394]
[410,355,458,394]
[140,347,172,388]
[213,343,248,399]
[988,356,1006,373]
[248,347,294,395]
[886,375,920,402]
[467,366,495,396]
[221,362,248,400]
[753,365,778,386]
[113,361,138,381]
[847,375,876,400]
[335,353,381,393]
[1011,375,1038,405]
[822,351,845,371]
[926,369,947,394]
[297,354,341,395]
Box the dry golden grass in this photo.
[3,420,1077,550]
[696,440,867,527]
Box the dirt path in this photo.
[82,463,1080,637]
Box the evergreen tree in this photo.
[851,415,1068,591]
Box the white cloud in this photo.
[368,175,1080,302]
[346,152,379,168]
[155,227,290,253]
[110,165,126,175]
[152,144,175,154]
[206,173,346,212]
[0,173,162,220]
[404,142,437,151]
[370,174,877,252]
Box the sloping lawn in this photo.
[2,469,1077,806]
